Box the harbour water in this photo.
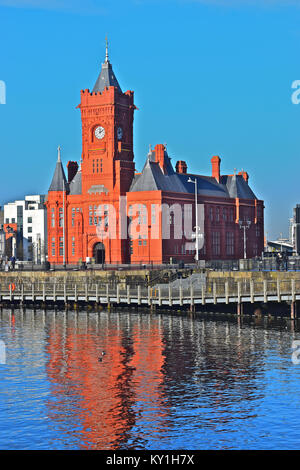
[0,308,300,450]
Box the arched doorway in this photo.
[93,242,105,265]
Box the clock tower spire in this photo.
[105,35,109,63]
[78,41,135,196]
[92,38,122,94]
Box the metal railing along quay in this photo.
[1,277,300,318]
[2,255,300,273]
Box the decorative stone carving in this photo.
[87,184,109,195]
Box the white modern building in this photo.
[289,217,295,249]
[0,208,4,259]
[4,195,47,263]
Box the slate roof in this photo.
[129,151,257,200]
[92,60,122,94]
[129,152,188,193]
[69,168,82,195]
[221,174,256,199]
[49,159,69,192]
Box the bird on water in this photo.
[98,351,106,362]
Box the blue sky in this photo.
[0,0,300,239]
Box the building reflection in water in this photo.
[45,311,167,449]
[42,310,269,449]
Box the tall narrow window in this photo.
[51,208,55,228]
[51,237,55,256]
[226,232,234,255]
[59,208,63,228]
[200,242,206,255]
[212,231,220,256]
[59,237,64,256]
[253,243,258,257]
[104,210,108,227]
[151,205,156,225]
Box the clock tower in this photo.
[78,40,135,196]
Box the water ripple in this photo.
[0,309,300,449]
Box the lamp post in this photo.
[188,177,199,264]
[63,184,66,268]
[239,220,251,259]
[58,145,66,269]
[0,226,5,263]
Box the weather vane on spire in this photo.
[105,36,109,63]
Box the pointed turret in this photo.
[49,146,68,192]
[92,37,122,94]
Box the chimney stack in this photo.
[211,155,221,182]
[155,144,166,173]
[238,170,249,183]
[175,160,187,174]
[67,161,79,183]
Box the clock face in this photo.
[95,126,105,140]
[117,127,123,140]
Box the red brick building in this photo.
[46,45,264,266]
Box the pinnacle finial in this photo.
[57,145,61,162]
[105,36,109,63]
